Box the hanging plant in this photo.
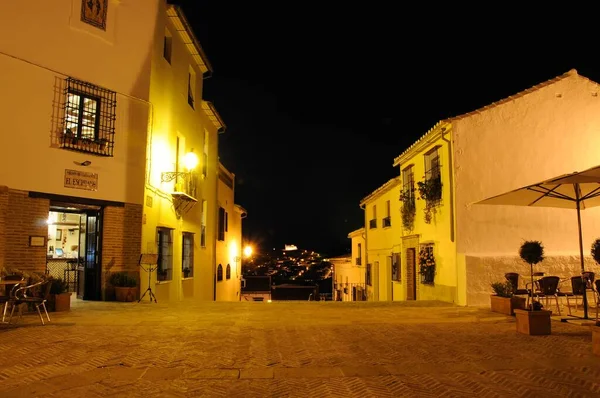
[417,176,442,224]
[592,238,600,265]
[519,240,545,311]
[399,188,416,231]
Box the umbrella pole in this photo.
[575,188,589,319]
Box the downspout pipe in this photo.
[359,203,367,298]
[441,126,459,304]
[441,127,455,243]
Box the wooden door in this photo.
[406,248,416,300]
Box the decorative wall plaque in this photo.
[81,0,108,30]
[64,169,98,191]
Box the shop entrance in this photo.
[46,203,102,300]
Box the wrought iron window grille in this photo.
[61,77,116,157]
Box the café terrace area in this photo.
[0,299,598,397]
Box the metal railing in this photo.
[333,282,367,301]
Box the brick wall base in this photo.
[0,187,49,276]
[0,187,142,301]
[101,203,142,300]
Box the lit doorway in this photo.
[47,203,103,300]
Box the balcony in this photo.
[369,219,377,229]
[382,216,391,228]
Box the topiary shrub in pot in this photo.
[490,281,525,316]
[109,272,138,302]
[50,277,71,312]
[514,240,552,335]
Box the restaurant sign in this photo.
[64,169,98,191]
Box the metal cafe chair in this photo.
[8,280,52,326]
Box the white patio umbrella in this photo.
[475,164,600,319]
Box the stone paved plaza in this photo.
[0,299,598,397]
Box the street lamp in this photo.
[243,245,253,258]
[161,150,199,182]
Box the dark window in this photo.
[187,69,195,109]
[157,227,173,281]
[182,232,194,277]
[217,264,223,281]
[62,77,116,157]
[218,207,226,241]
[392,253,401,281]
[366,263,372,286]
[201,200,207,247]
[226,264,231,280]
[163,31,172,63]
[402,165,415,199]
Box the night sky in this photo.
[173,2,598,256]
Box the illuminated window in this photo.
[182,232,194,277]
[62,77,116,156]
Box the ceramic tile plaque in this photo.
[81,0,108,30]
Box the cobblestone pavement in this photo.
[0,299,598,397]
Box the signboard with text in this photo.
[64,169,98,191]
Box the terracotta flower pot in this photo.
[514,309,552,335]
[490,295,526,315]
[114,287,137,302]
[54,292,72,312]
[592,327,600,357]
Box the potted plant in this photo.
[50,277,71,312]
[157,268,168,281]
[183,267,191,278]
[513,240,552,335]
[490,281,526,315]
[591,238,600,355]
[109,272,138,302]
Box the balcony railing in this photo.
[369,219,377,229]
[382,216,391,228]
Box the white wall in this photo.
[0,0,157,205]
[453,71,600,305]
[455,72,600,255]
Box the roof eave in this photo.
[168,5,214,78]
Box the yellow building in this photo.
[359,179,403,301]
[333,228,366,301]
[0,0,159,300]
[141,2,229,302]
[364,69,600,306]
[215,162,247,301]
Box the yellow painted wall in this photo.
[396,128,458,304]
[363,179,403,301]
[141,2,219,303]
[215,163,242,301]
